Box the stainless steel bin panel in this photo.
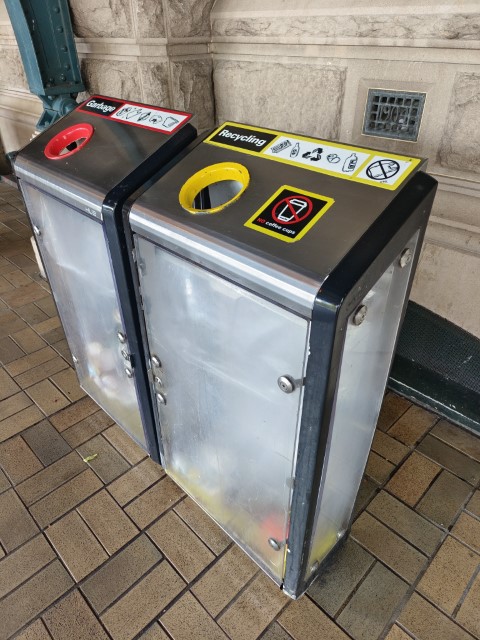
[306,230,420,571]
[21,183,145,446]
[136,237,310,582]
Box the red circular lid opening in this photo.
[44,123,94,160]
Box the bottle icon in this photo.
[290,142,300,158]
[343,153,358,173]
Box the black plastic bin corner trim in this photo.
[283,171,438,598]
[102,123,197,462]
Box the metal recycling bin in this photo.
[129,121,437,598]
[14,95,196,458]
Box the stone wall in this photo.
[0,0,479,337]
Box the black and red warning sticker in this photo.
[77,96,191,134]
[244,185,334,243]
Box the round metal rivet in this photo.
[33,225,41,237]
[154,376,163,387]
[59,74,66,81]
[156,392,167,405]
[151,355,161,368]
[125,367,133,378]
[310,561,319,574]
[352,304,367,326]
[56,26,63,32]
[117,331,126,344]
[278,375,295,394]
[399,248,412,268]
[121,349,131,361]
[268,538,281,551]
[72,355,78,364]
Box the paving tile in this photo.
[30,468,103,527]
[261,623,294,640]
[82,534,162,614]
[417,536,478,614]
[353,476,377,519]
[125,475,184,529]
[174,497,231,555]
[416,470,472,528]
[103,424,147,465]
[148,510,215,581]
[0,367,20,401]
[386,451,441,507]
[101,561,185,640]
[337,562,409,640]
[279,596,349,640]
[367,491,443,555]
[43,589,110,640]
[17,450,86,506]
[387,404,437,446]
[15,356,69,389]
[52,338,74,366]
[43,326,66,345]
[3,269,32,287]
[431,420,480,462]
[0,488,39,551]
[0,309,27,338]
[162,592,229,640]
[371,430,409,465]
[365,451,395,484]
[22,419,71,466]
[6,345,58,377]
[0,469,10,494]
[1,280,50,308]
[399,592,474,640]
[35,295,57,317]
[466,491,480,518]
[451,512,480,553]
[0,534,55,599]
[50,367,85,401]
[456,571,480,638]
[192,545,258,617]
[384,625,412,640]
[46,510,108,581]
[218,572,288,640]
[351,511,427,583]
[0,335,24,363]
[12,326,45,354]
[78,490,139,555]
[14,619,52,640]
[77,434,130,484]
[417,435,480,485]
[62,410,115,447]
[0,435,43,484]
[108,458,165,507]
[0,560,73,640]
[0,390,32,421]
[26,378,70,415]
[16,302,49,325]
[377,395,412,432]
[0,274,14,294]
[34,315,62,336]
[307,539,374,616]
[138,624,170,640]
[50,396,99,432]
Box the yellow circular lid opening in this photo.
[179,162,250,214]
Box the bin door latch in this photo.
[277,375,296,394]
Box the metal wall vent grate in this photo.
[363,89,426,142]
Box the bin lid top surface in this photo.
[130,121,427,315]
[14,95,193,219]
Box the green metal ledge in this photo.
[389,302,480,434]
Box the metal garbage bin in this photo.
[14,95,196,458]
[129,121,437,598]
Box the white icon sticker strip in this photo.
[263,136,370,178]
[111,104,189,133]
[356,156,413,186]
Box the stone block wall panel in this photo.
[135,0,166,39]
[213,60,345,139]
[171,57,214,130]
[69,0,134,39]
[167,0,216,39]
